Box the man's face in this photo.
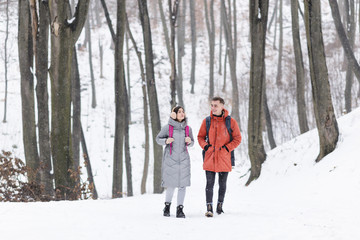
[210,100,224,115]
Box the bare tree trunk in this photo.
[35,0,54,195]
[112,0,127,199]
[19,0,40,184]
[126,32,131,122]
[233,0,237,64]
[85,17,97,108]
[204,0,215,100]
[80,123,98,199]
[345,0,356,113]
[267,0,278,32]
[304,0,339,163]
[276,0,283,85]
[263,66,276,149]
[158,0,171,59]
[328,0,360,86]
[176,0,186,107]
[94,0,101,27]
[222,0,240,126]
[99,40,104,78]
[126,16,150,195]
[3,0,9,123]
[169,0,180,109]
[247,0,268,186]
[48,0,90,199]
[291,0,309,134]
[138,0,163,194]
[189,0,196,94]
[71,48,81,188]
[222,50,228,92]
[124,75,133,197]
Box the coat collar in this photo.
[210,108,229,121]
[168,117,187,129]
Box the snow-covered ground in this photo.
[1,1,360,239]
[1,108,359,240]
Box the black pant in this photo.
[205,171,229,204]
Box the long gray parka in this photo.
[156,118,194,188]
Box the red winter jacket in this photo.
[197,109,241,172]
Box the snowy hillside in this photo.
[1,108,359,240]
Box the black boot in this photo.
[176,205,186,218]
[205,203,213,217]
[163,202,171,217]
[216,202,224,215]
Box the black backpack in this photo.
[202,115,235,166]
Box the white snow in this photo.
[0,108,359,239]
[1,1,360,239]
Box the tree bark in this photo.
[247,0,268,186]
[344,0,356,113]
[204,0,215,100]
[169,0,180,109]
[80,123,98,199]
[19,0,40,184]
[304,0,339,163]
[189,0,196,94]
[328,0,360,86]
[138,0,163,194]
[71,48,81,188]
[34,0,54,195]
[48,0,90,199]
[158,0,171,59]
[221,0,240,126]
[291,0,309,134]
[276,0,283,85]
[125,16,150,195]
[85,17,97,109]
[112,0,127,198]
[176,0,186,107]
[3,0,9,123]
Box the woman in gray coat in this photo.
[156,106,194,218]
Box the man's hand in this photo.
[204,144,212,151]
[185,137,192,144]
[166,138,175,144]
[221,145,229,152]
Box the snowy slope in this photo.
[1,108,359,240]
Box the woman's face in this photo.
[176,108,185,121]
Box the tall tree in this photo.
[100,0,131,198]
[328,0,360,87]
[176,0,186,107]
[158,0,171,59]
[304,0,339,162]
[48,0,90,199]
[247,0,268,186]
[204,0,215,99]
[344,0,356,113]
[3,0,9,123]
[138,0,163,193]
[19,0,40,184]
[33,0,54,195]
[169,0,180,109]
[291,0,309,134]
[276,0,283,85]
[189,0,196,94]
[221,0,240,125]
[125,16,150,195]
[85,16,97,108]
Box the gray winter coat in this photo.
[156,118,194,188]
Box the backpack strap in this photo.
[225,116,235,167]
[185,126,189,152]
[205,116,211,144]
[169,125,174,155]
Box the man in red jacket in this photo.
[197,97,241,217]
